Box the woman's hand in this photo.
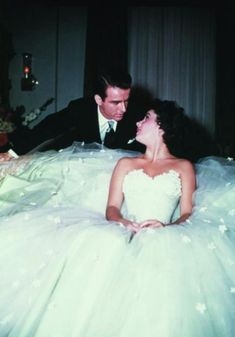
[126,222,141,233]
[139,220,165,228]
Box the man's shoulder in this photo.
[68,96,96,110]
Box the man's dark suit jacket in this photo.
[9,97,145,154]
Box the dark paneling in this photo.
[83,7,128,96]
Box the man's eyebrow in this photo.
[109,99,129,103]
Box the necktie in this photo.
[103,121,115,148]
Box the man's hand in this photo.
[0,152,14,162]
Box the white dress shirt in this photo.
[97,107,117,143]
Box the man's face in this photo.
[95,86,131,121]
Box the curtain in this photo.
[128,7,216,135]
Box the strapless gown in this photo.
[0,142,235,337]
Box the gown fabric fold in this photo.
[0,142,235,337]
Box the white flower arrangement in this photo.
[22,108,42,126]
[22,98,54,127]
[0,118,15,133]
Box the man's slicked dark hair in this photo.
[94,68,132,100]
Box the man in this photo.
[7,68,145,155]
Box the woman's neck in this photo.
[144,144,174,162]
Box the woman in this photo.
[0,100,234,337]
[106,100,196,232]
[103,100,235,336]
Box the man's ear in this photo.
[94,95,103,106]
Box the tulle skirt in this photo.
[0,143,235,337]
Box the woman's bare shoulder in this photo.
[116,156,142,169]
[174,158,195,175]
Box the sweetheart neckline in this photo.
[126,168,180,180]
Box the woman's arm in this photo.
[106,158,140,232]
[172,160,196,225]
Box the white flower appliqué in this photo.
[228,209,235,216]
[208,242,216,250]
[181,235,191,244]
[219,224,228,234]
[195,302,207,314]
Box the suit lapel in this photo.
[82,100,101,143]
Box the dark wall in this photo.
[0,23,14,108]
[0,3,87,125]
[216,1,235,156]
[83,6,128,96]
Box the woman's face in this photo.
[136,110,163,145]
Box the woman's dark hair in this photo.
[93,68,132,100]
[149,98,218,162]
[150,99,189,158]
